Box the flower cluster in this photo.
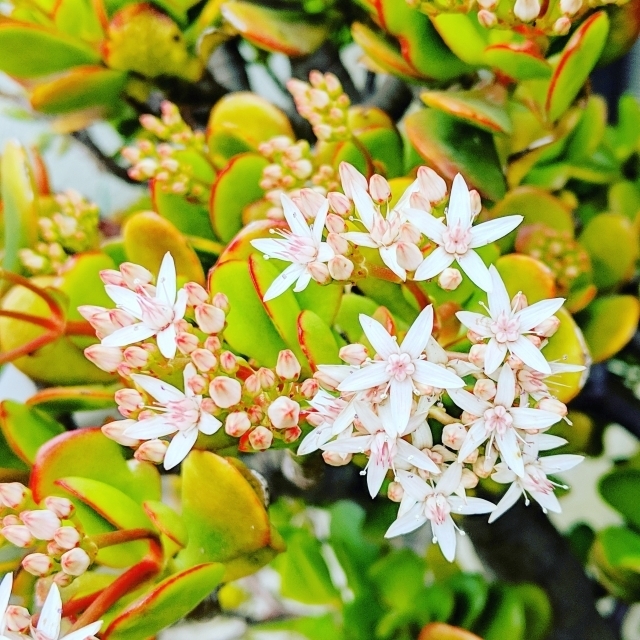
[0,483,95,588]
[19,190,99,276]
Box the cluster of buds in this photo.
[287,72,351,142]
[515,224,592,296]
[18,190,99,276]
[121,101,209,200]
[0,483,95,587]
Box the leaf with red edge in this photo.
[143,500,188,548]
[103,563,225,640]
[484,43,552,81]
[25,385,118,415]
[297,310,341,371]
[217,219,284,266]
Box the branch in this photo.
[71,130,138,184]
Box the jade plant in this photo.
[0,0,639,639]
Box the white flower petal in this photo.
[531,488,562,514]
[38,584,62,640]
[130,373,184,403]
[173,288,188,321]
[538,454,584,474]
[394,178,420,212]
[469,215,523,248]
[331,400,357,436]
[495,364,516,408]
[516,298,565,332]
[297,424,332,455]
[379,245,406,281]
[389,378,413,433]
[496,428,524,478]
[63,621,104,640]
[401,305,434,359]
[101,322,156,348]
[449,496,495,515]
[385,504,427,538]
[359,315,399,358]
[488,482,522,523]
[397,469,432,502]
[414,246,454,281]
[156,252,177,306]
[313,199,330,245]
[250,238,289,257]
[367,458,389,498]
[509,336,551,374]
[413,360,465,389]
[484,339,508,375]
[534,434,568,451]
[124,416,177,439]
[164,428,199,470]
[457,421,489,462]
[396,439,440,474]
[321,435,373,454]
[354,402,384,434]
[281,193,311,237]
[509,407,561,430]
[317,364,355,384]
[262,263,305,301]
[433,517,457,562]
[408,210,447,243]
[156,323,178,360]
[293,270,312,293]
[337,361,390,393]
[457,250,492,292]
[0,573,12,624]
[491,464,517,484]
[446,174,472,230]
[316,242,335,262]
[487,265,511,317]
[105,285,142,317]
[199,411,222,436]
[352,184,376,230]
[436,462,463,496]
[447,388,490,416]
[456,311,491,336]
[341,232,379,248]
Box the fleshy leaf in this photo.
[591,526,640,601]
[25,385,118,415]
[419,623,482,640]
[297,309,341,370]
[599,469,640,531]
[484,43,551,81]
[494,254,556,302]
[143,500,188,548]
[151,183,216,241]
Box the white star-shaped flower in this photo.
[1,572,12,638]
[413,174,523,291]
[251,193,333,301]
[101,252,187,359]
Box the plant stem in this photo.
[90,528,157,549]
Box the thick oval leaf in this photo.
[476,585,526,640]
[217,220,283,265]
[446,573,489,629]
[25,385,118,414]
[294,281,343,327]
[511,584,552,640]
[297,310,341,370]
[143,500,188,547]
[405,108,506,201]
[334,293,379,344]
[430,13,489,66]
[0,21,101,78]
[151,183,216,241]
[103,563,225,640]
[598,0,640,67]
[209,153,267,242]
[566,95,607,162]
[591,526,640,601]
[484,43,551,81]
[546,12,610,122]
[495,254,556,302]
[599,469,640,531]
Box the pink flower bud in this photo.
[249,426,273,451]
[123,346,149,368]
[54,526,81,550]
[99,269,124,286]
[468,344,487,368]
[369,174,391,204]
[225,412,251,437]
[3,515,20,526]
[461,468,479,489]
[338,163,368,200]
[327,191,351,216]
[134,439,169,464]
[247,406,263,424]
[442,423,467,450]
[469,190,482,217]
[257,367,277,389]
[0,482,28,509]
[21,510,61,540]
[534,316,560,338]
[276,350,301,380]
[463,449,478,464]
[438,268,463,291]
[53,572,74,587]
[536,397,568,417]
[473,456,493,478]
[293,189,327,220]
[326,214,346,234]
[119,262,152,288]
[243,374,261,397]
[307,261,331,285]
[300,379,319,399]
[417,167,447,204]
[191,348,217,372]
[61,547,91,576]
[283,426,302,443]
[43,496,74,519]
[268,397,300,429]
[399,222,422,245]
[314,369,340,390]
[22,553,53,577]
[2,525,34,547]
[461,410,478,424]
[553,16,571,34]
[219,351,238,373]
[514,0,540,21]
[510,292,528,313]
[526,334,543,348]
[324,72,343,96]
[306,412,325,427]
[322,450,352,466]
[474,379,497,401]
[176,331,199,355]
[327,232,349,255]
[410,192,432,212]
[477,9,497,26]
[195,304,225,334]
[396,242,423,271]
[84,345,123,372]
[328,255,354,281]
[387,481,404,502]
[339,343,368,366]
[209,376,242,408]
[5,605,31,633]
[115,388,144,418]
[183,282,208,306]
[102,420,141,447]
[47,541,64,557]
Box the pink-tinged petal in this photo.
[455,311,491,336]
[199,412,222,436]
[531,488,562,514]
[535,434,568,451]
[487,265,511,317]
[484,339,508,375]
[320,435,373,454]
[414,360,465,389]
[436,462,463,496]
[379,245,406,281]
[250,238,289,257]
[448,496,495,515]
[0,573,12,623]
[401,305,434,359]
[263,263,305,301]
[397,469,432,502]
[456,250,492,292]
[130,374,183,403]
[359,315,398,359]
[105,285,142,317]
[173,288,188,321]
[341,231,379,248]
[396,439,440,474]
[509,336,551,374]
[457,421,489,462]
[124,416,176,439]
[281,193,311,237]
[408,210,447,243]
[101,322,156,348]
[37,584,62,640]
[183,363,197,397]
[293,270,312,293]
[354,402,383,435]
[313,199,330,245]
[488,482,522,523]
[496,429,524,478]
[385,504,427,538]
[352,184,376,230]
[538,454,584,474]
[433,517,457,562]
[404,411,431,439]
[413,246,454,281]
[509,407,561,430]
[297,425,332,455]
[367,458,389,498]
[156,252,177,306]
[156,323,177,359]
[316,242,334,262]
[516,298,565,331]
[337,361,389,392]
[491,462,516,483]
[448,389,490,417]
[389,378,413,433]
[495,364,516,408]
[469,215,523,248]
[317,364,355,384]
[63,621,103,640]
[446,174,472,229]
[331,401,357,436]
[164,428,198,469]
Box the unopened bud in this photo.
[526,334,543,348]
[276,350,301,380]
[417,167,447,204]
[225,412,251,437]
[249,426,273,451]
[469,190,482,217]
[387,481,404,502]
[442,423,467,450]
[243,374,261,397]
[212,293,230,314]
[461,468,479,489]
[553,16,571,34]
[468,344,487,368]
[325,214,346,234]
[209,377,242,408]
[195,304,225,334]
[123,346,149,368]
[438,268,463,291]
[54,526,81,550]
[477,9,498,26]
[308,261,331,285]
[314,369,340,390]
[84,345,123,372]
[328,255,354,280]
[219,351,238,373]
[5,605,30,633]
[268,397,301,429]
[534,316,560,338]
[463,449,478,464]
[300,379,319,399]
[511,292,528,313]
[53,572,74,587]
[327,232,349,255]
[102,419,141,447]
[536,397,567,417]
[514,0,540,21]
[461,410,478,424]
[99,269,124,286]
[3,515,20,526]
[474,379,497,401]
[115,388,144,418]
[339,343,368,366]
[283,426,302,443]
[61,547,91,576]
[369,174,391,204]
[322,450,352,466]
[21,510,61,540]
[2,525,34,547]
[473,455,493,478]
[293,189,327,220]
[176,331,199,354]
[134,439,169,464]
[327,191,351,216]
[119,262,152,288]
[191,348,217,372]
[43,496,74,519]
[0,482,28,509]
[396,242,423,271]
[184,282,208,306]
[22,553,53,577]
[339,163,368,200]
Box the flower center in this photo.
[138,293,175,331]
[371,431,396,465]
[442,223,472,255]
[164,397,200,432]
[385,353,416,381]
[483,405,513,434]
[490,311,521,343]
[522,464,553,494]
[425,493,451,525]
[284,234,318,263]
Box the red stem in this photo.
[65,319,98,337]
[90,528,156,549]
[350,135,375,179]
[404,281,430,311]
[0,309,59,330]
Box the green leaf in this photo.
[608,181,640,221]
[430,13,489,66]
[25,385,118,415]
[295,281,343,326]
[446,573,489,630]
[599,469,640,528]
[143,500,188,547]
[369,548,427,612]
[591,526,640,600]
[475,585,525,640]
[103,563,225,640]
[249,614,343,640]
[512,584,552,640]
[297,310,340,370]
[334,293,379,343]
[151,184,216,241]
[566,95,607,162]
[405,108,506,201]
[546,12,610,122]
[484,43,552,80]
[53,0,104,42]
[495,254,556,302]
[607,93,640,162]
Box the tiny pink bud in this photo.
[134,439,169,464]
[54,526,81,550]
[183,282,208,306]
[477,9,497,26]
[307,261,331,285]
[328,255,354,281]
[176,331,199,355]
[313,369,340,390]
[463,449,479,464]
[300,379,319,399]
[209,377,242,408]
[396,242,423,271]
[195,304,226,334]
[468,344,487,368]
[212,293,230,314]
[473,455,493,478]
[438,268,463,291]
[2,525,34,547]
[99,269,124,286]
[0,482,28,509]
[123,346,149,368]
[53,572,74,587]
[322,450,352,466]
[536,397,567,417]
[339,343,368,366]
[5,605,31,633]
[327,232,349,255]
[338,163,368,200]
[257,367,277,389]
[268,397,300,429]
[276,350,301,380]
[387,481,404,502]
[327,192,351,216]
[119,262,152,288]
[247,406,264,424]
[511,292,528,313]
[461,468,479,489]
[514,0,540,21]
[61,547,91,576]
[410,192,432,212]
[84,345,123,372]
[3,515,20,526]
[219,351,238,373]
[115,388,144,418]
[249,426,273,451]
[527,334,543,348]
[553,16,571,34]
[369,174,391,204]
[442,423,467,450]
[225,412,252,437]
[191,348,217,372]
[324,72,343,96]
[534,316,561,338]
[292,189,327,220]
[474,379,497,401]
[417,167,447,204]
[43,496,74,519]
[325,214,346,234]
[461,410,478,424]
[306,412,325,427]
[190,374,208,395]
[283,426,302,443]
[469,190,482,217]
[47,541,64,557]
[205,336,222,352]
[22,553,53,577]
[102,419,141,447]
[21,510,61,540]
[244,374,261,397]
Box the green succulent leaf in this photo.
[599,469,640,528]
